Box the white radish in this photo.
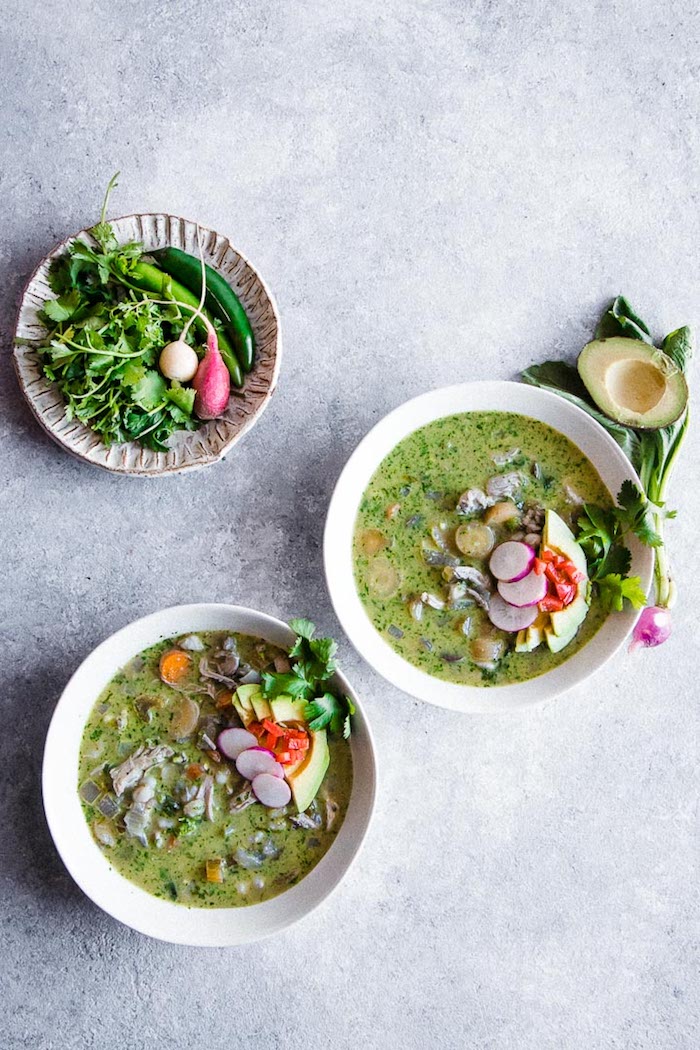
[159,340,199,381]
[488,593,539,632]
[497,568,548,608]
[217,728,258,761]
[235,747,284,781]
[489,541,535,582]
[252,773,292,808]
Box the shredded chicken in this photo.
[486,472,526,500]
[111,744,174,797]
[456,488,492,516]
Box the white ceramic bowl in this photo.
[42,604,376,945]
[324,381,654,713]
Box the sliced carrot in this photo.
[159,649,191,685]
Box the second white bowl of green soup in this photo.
[324,382,653,713]
[43,604,376,944]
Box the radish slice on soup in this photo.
[488,593,538,632]
[217,728,258,761]
[497,569,547,608]
[235,747,284,781]
[489,541,535,582]
[252,773,292,808]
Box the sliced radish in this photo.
[488,593,539,632]
[235,747,284,781]
[251,773,292,808]
[497,568,548,608]
[489,541,535,582]
[217,727,258,761]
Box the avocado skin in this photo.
[577,337,688,430]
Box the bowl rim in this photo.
[42,603,377,945]
[323,380,654,713]
[14,212,282,477]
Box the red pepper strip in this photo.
[540,594,565,612]
[248,721,264,737]
[545,564,564,585]
[540,548,556,562]
[555,581,577,604]
[262,718,284,739]
[533,558,547,575]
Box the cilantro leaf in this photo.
[165,382,195,416]
[42,290,82,323]
[304,693,346,735]
[289,618,316,641]
[597,574,647,613]
[261,671,313,700]
[132,370,166,410]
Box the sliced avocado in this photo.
[550,590,588,639]
[541,510,589,648]
[250,692,273,722]
[542,510,588,575]
[232,697,255,727]
[545,622,578,653]
[269,696,307,723]
[235,683,260,714]
[286,729,330,812]
[578,337,688,430]
[515,612,548,652]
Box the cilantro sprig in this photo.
[577,480,675,612]
[261,619,354,738]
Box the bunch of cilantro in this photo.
[261,619,355,738]
[576,481,666,612]
[32,175,201,451]
[522,297,692,613]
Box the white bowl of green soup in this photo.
[325,382,653,713]
[42,604,376,945]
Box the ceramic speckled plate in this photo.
[13,214,281,476]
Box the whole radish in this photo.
[192,326,230,419]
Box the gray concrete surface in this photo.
[1,1,698,1047]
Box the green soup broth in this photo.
[353,411,611,686]
[78,631,352,908]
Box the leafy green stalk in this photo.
[522,298,692,610]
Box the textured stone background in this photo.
[1,2,698,1048]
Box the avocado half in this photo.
[578,337,688,429]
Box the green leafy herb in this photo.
[27,173,205,450]
[261,619,353,736]
[594,295,653,344]
[597,574,647,613]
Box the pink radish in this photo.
[217,727,258,761]
[489,541,535,582]
[488,593,538,632]
[497,568,547,608]
[193,326,230,419]
[235,747,284,781]
[252,773,292,808]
